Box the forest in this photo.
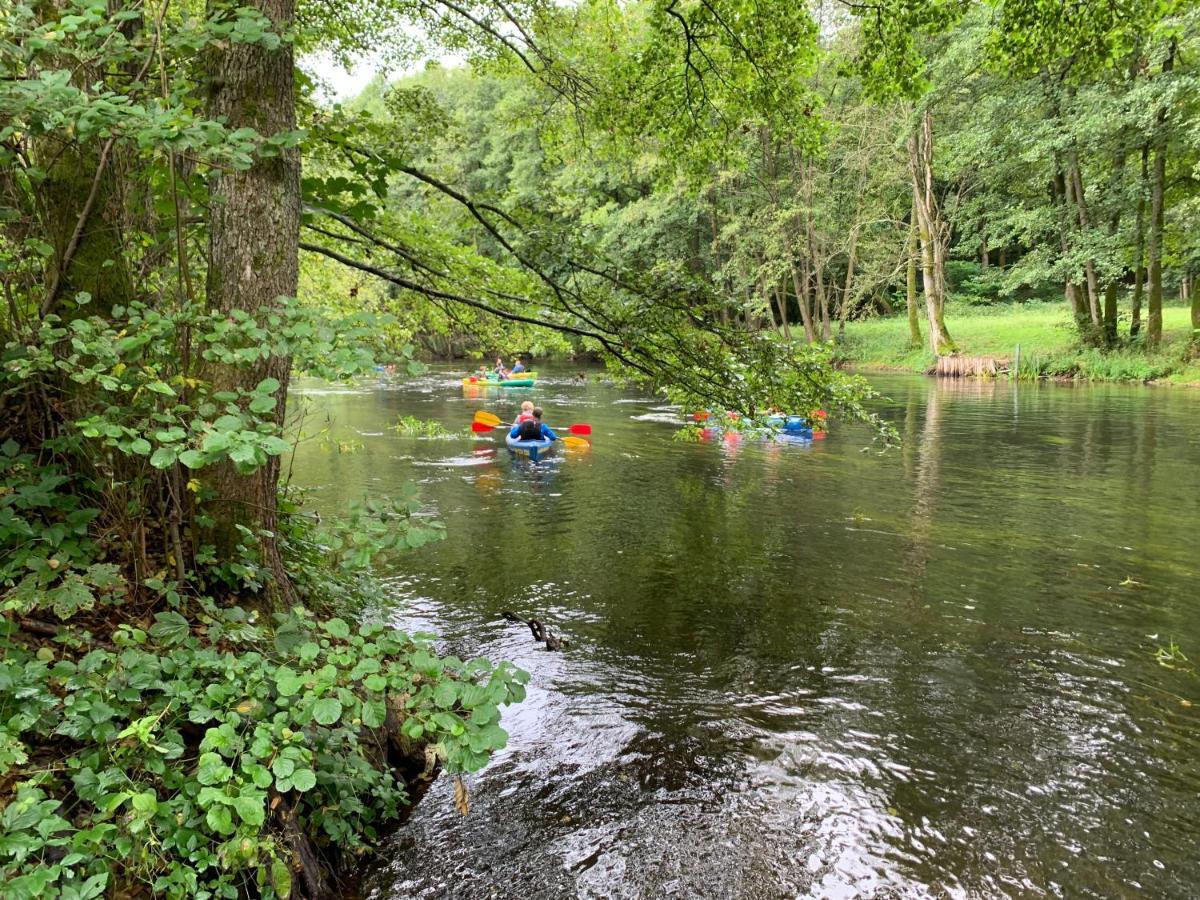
[1,0,1198,897]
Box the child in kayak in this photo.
[510,407,558,442]
[512,400,535,426]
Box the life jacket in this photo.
[518,419,542,441]
[515,412,534,423]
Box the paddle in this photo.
[472,410,591,436]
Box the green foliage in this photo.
[0,601,524,897]
[393,415,460,438]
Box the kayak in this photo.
[764,414,814,437]
[462,372,538,387]
[505,432,556,461]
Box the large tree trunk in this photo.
[204,0,300,599]
[1101,151,1128,346]
[788,247,815,343]
[1191,273,1199,346]
[1051,170,1089,333]
[838,220,860,340]
[806,211,832,342]
[1065,152,1102,328]
[772,280,792,343]
[1146,40,1175,349]
[909,113,954,355]
[906,219,923,349]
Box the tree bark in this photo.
[1051,170,1088,332]
[906,218,923,349]
[1146,40,1176,349]
[909,113,954,355]
[806,211,831,342]
[772,279,792,343]
[1065,152,1102,327]
[838,220,860,339]
[203,0,300,600]
[1101,150,1128,346]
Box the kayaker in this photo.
[531,407,557,440]
[494,357,508,377]
[510,357,526,376]
[512,400,535,425]
[509,407,558,442]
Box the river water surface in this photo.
[290,367,1200,899]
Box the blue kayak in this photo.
[764,414,813,436]
[505,432,556,461]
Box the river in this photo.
[289,366,1200,899]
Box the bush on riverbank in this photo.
[838,301,1200,383]
[0,454,526,898]
[0,304,525,898]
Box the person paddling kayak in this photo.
[510,406,558,443]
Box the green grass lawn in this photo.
[837,301,1200,384]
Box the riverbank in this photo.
[837,302,1200,384]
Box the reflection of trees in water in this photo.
[903,380,941,587]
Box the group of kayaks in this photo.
[462,371,828,461]
[693,410,827,441]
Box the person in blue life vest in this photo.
[509,356,526,376]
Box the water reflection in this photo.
[289,369,1200,899]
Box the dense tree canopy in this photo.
[1,0,1197,895]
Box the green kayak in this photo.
[462,372,538,387]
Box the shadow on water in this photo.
[289,368,1200,899]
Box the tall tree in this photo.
[204,0,301,595]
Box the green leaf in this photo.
[178,449,206,469]
[312,697,342,725]
[146,381,176,396]
[197,752,233,785]
[363,673,387,692]
[205,804,234,834]
[275,666,305,697]
[433,680,457,709]
[361,699,386,728]
[249,395,277,413]
[322,617,350,639]
[232,791,265,827]
[149,446,179,469]
[128,437,152,456]
[290,767,316,792]
[271,857,292,898]
[131,791,158,814]
[149,611,190,646]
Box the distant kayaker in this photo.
[494,357,508,377]
[510,357,526,376]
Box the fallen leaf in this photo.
[453,776,469,816]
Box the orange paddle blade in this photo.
[561,435,590,449]
[473,411,502,426]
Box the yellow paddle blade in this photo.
[561,435,590,449]
[473,411,501,427]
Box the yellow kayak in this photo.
[462,372,538,387]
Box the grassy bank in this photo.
[838,302,1200,384]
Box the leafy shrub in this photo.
[393,416,460,438]
[0,602,525,898]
